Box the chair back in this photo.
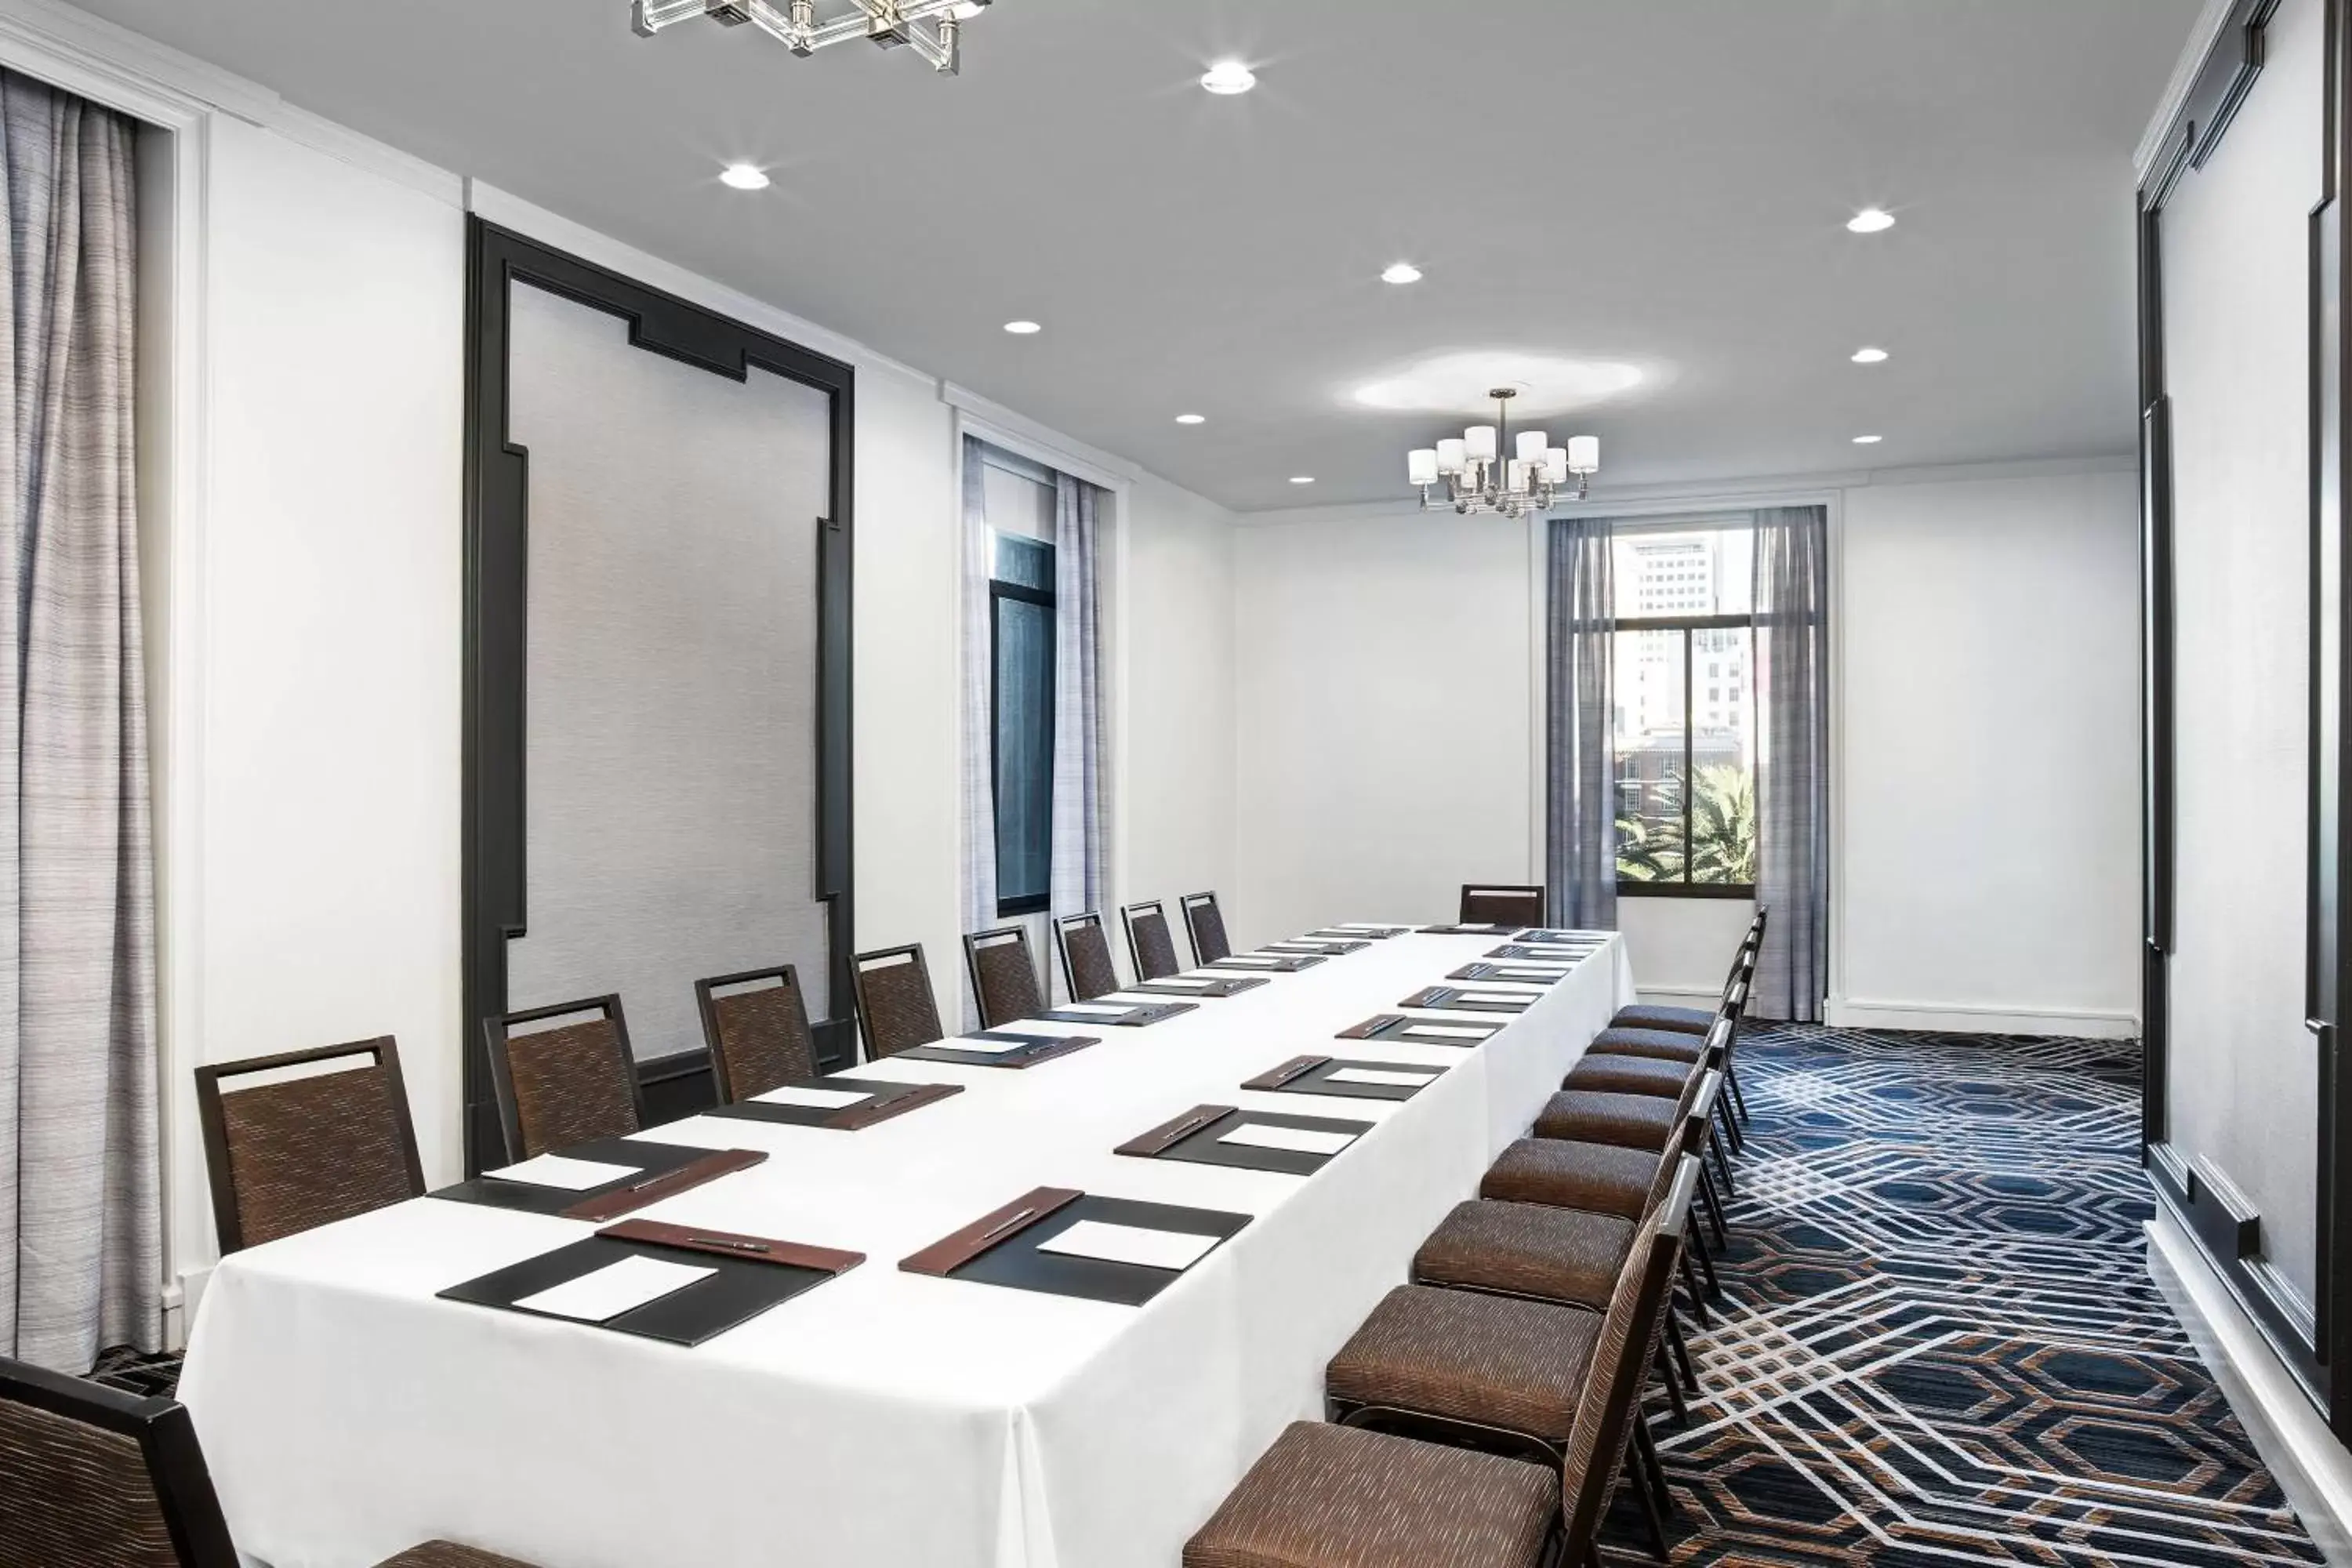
[966,925,1047,1027]
[1559,1156,1697,1550]
[484,996,645,1162]
[1054,913,1122,1002]
[1459,884,1546,927]
[1122,900,1182,982]
[851,944,946,1057]
[0,1356,238,1568]
[695,964,819,1102]
[194,1037,424,1254]
[1179,891,1232,965]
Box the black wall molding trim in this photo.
[461,218,858,1174]
[2138,0,2350,1436]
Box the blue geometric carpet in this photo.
[1646,1023,2321,1566]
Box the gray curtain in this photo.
[957,437,997,1014]
[1545,515,1616,929]
[0,71,158,1370]
[1753,505,1830,1021]
[1047,474,1107,941]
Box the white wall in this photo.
[1229,461,2143,1030]
[1838,470,2143,1034]
[1231,510,1533,951]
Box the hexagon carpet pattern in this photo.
[1646,1022,2321,1566]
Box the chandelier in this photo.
[1407,389,1599,519]
[632,0,989,74]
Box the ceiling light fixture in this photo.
[1289,476,1316,485]
[1381,262,1423,285]
[1004,320,1042,335]
[1850,347,1889,365]
[1847,207,1896,234]
[719,162,771,191]
[1174,413,1206,425]
[1853,434,1884,445]
[1200,60,1257,94]
[1407,388,1598,518]
[633,0,986,75]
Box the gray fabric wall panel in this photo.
[503,279,833,1063]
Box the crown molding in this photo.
[941,381,1144,489]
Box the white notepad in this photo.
[1036,1220,1219,1272]
[1219,956,1282,967]
[1220,1122,1358,1156]
[1327,1067,1439,1088]
[1459,990,1532,1004]
[485,1154,640,1191]
[942,1036,1035,1054]
[1145,978,1217,989]
[514,1256,716,1322]
[1057,1004,1134,1017]
[1409,1025,1493,1040]
[752,1085,871,1109]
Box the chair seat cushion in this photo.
[1534,1091,1680,1152]
[374,1545,544,1568]
[1480,1139,1667,1220]
[1610,1003,1713,1035]
[1184,1419,1556,1568]
[1327,1284,1602,1443]
[1586,1025,1708,1064]
[1562,1053,1698,1100]
[1414,1200,1635,1310]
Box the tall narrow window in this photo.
[992,532,1055,915]
[1611,521,1759,895]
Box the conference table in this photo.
[180,926,1633,1568]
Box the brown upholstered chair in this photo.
[694,964,819,1102]
[851,943,946,1058]
[1122,899,1183,982]
[482,996,645,1163]
[1572,1016,1743,1157]
[1458,884,1546,927]
[194,1037,424,1254]
[0,1356,542,1568]
[1180,891,1232,966]
[965,924,1048,1027]
[1053,913,1123,1002]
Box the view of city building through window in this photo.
[1611,520,1759,891]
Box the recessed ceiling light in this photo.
[1381,262,1424,285]
[1003,320,1042,335]
[719,163,771,191]
[1853,434,1884,445]
[1200,60,1257,95]
[1174,413,1206,425]
[1851,347,1889,365]
[1847,207,1896,234]
[1289,476,1316,485]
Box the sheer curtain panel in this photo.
[1048,473,1108,930]
[0,69,158,1370]
[1545,515,1616,928]
[1752,504,1830,1021]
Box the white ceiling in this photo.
[71,0,2201,511]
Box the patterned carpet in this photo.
[1639,1023,2321,1567]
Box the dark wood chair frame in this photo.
[1120,898,1180,981]
[193,1036,425,1256]
[481,993,647,1165]
[1178,890,1229,967]
[848,942,947,1058]
[0,1355,238,1568]
[1459,884,1548,925]
[1052,913,1120,1003]
[692,962,814,1104]
[964,924,1045,1029]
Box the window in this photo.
[991,528,1055,915]
[1612,521,1759,897]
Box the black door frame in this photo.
[2137,0,2352,1436]
[460,219,856,1173]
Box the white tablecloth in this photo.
[180,931,1632,1568]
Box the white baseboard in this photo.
[1635,985,1722,1006]
[2147,1210,2352,1563]
[1825,996,2140,1038]
[164,1265,211,1351]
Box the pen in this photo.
[685,1235,772,1256]
[979,1207,1037,1241]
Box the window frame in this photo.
[989,569,1057,918]
[1613,608,1758,901]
